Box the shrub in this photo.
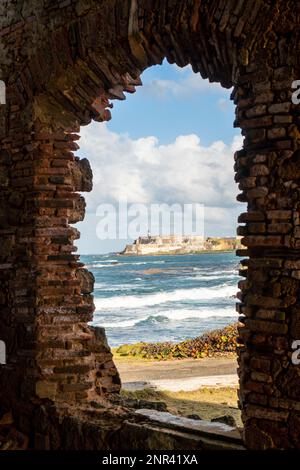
[114,323,238,360]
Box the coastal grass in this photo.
[112,323,238,360]
[121,387,242,426]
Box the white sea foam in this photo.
[94,306,236,329]
[158,307,236,321]
[120,260,166,266]
[86,260,166,268]
[192,268,237,275]
[86,263,117,268]
[94,284,236,311]
[94,282,106,288]
[94,283,132,291]
[94,317,141,328]
[186,273,239,281]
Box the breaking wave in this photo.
[94,306,236,329]
[94,284,236,311]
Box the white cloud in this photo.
[78,123,243,223]
[141,64,231,100]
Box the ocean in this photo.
[81,252,240,348]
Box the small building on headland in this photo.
[121,235,242,255]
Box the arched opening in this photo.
[75,60,244,428]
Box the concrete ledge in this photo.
[135,409,243,446]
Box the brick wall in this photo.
[0,0,300,450]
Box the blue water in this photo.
[81,252,240,347]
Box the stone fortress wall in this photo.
[122,235,241,255]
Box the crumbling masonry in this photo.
[0,0,300,450]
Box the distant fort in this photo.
[120,235,242,256]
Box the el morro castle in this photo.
[121,235,242,255]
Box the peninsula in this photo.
[120,235,242,256]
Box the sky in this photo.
[75,61,244,254]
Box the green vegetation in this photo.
[120,387,241,426]
[113,323,238,360]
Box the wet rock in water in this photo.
[187,414,202,420]
[211,415,236,427]
[142,268,163,275]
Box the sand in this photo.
[114,356,238,392]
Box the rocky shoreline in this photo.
[113,323,238,360]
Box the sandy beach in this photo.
[116,356,241,425]
[115,356,238,392]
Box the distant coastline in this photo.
[120,235,242,256]
[119,249,237,257]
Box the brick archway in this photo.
[1,0,300,450]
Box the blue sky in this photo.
[106,63,237,145]
[76,61,243,254]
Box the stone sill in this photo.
[135,409,243,445]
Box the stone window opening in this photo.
[73,59,243,435]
